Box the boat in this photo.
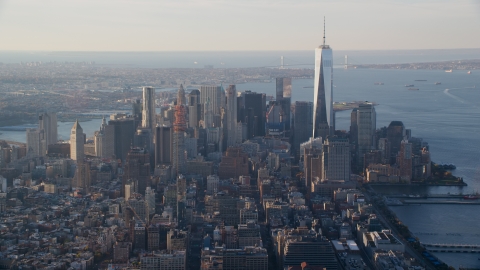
[445,69,453,73]
[467,71,471,74]
[408,88,419,91]
[434,82,441,85]
[374,82,384,85]
[463,195,479,200]
[405,84,414,87]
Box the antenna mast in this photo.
[323,16,326,46]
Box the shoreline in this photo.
[368,182,468,187]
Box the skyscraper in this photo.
[124,147,151,195]
[203,98,214,128]
[276,77,292,130]
[322,136,350,181]
[357,102,376,165]
[38,112,57,146]
[108,115,136,161]
[74,161,91,193]
[70,120,84,161]
[293,101,313,157]
[26,128,46,156]
[142,86,156,131]
[238,91,266,138]
[387,121,406,162]
[155,125,173,167]
[188,89,201,128]
[276,77,292,100]
[200,85,223,116]
[313,21,333,139]
[173,85,187,176]
[225,85,237,147]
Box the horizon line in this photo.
[1,48,480,53]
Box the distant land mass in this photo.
[352,59,480,71]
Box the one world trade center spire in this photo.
[313,17,334,140]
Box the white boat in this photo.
[467,71,471,74]
[445,69,453,73]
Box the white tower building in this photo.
[142,86,156,131]
[70,120,84,161]
[313,18,334,139]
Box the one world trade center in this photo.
[313,19,333,140]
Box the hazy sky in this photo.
[0,0,479,51]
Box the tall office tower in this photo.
[188,89,200,106]
[220,107,227,152]
[134,128,154,168]
[73,161,91,193]
[124,147,151,196]
[266,101,285,137]
[94,118,105,158]
[357,102,376,166]
[313,22,334,139]
[276,77,292,100]
[108,114,135,161]
[38,112,57,146]
[387,121,406,162]
[397,139,413,182]
[378,138,391,164]
[188,89,201,128]
[26,128,46,156]
[225,85,237,147]
[184,137,197,158]
[304,146,322,199]
[177,84,186,106]
[70,120,84,161]
[293,101,313,157]
[238,91,266,138]
[155,125,173,167]
[203,98,214,128]
[142,86,156,131]
[176,182,187,227]
[134,128,153,153]
[350,108,358,145]
[145,187,156,214]
[173,85,187,176]
[276,77,292,130]
[200,85,222,115]
[132,99,143,128]
[322,136,350,181]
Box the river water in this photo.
[1,68,479,268]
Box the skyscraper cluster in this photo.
[1,27,438,270]
[26,112,58,156]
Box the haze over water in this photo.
[2,49,480,68]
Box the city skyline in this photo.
[0,0,479,51]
